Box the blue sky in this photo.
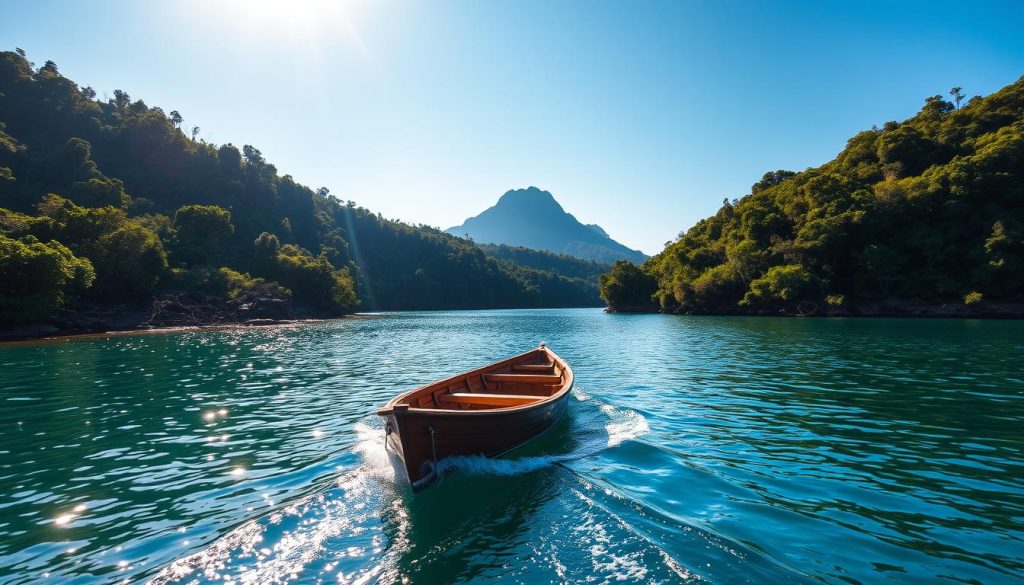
[3,0,1023,254]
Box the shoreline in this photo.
[5,301,1021,344]
[0,318,331,345]
[605,301,1024,319]
[0,305,607,344]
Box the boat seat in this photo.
[485,373,561,384]
[511,364,555,372]
[438,393,546,407]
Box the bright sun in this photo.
[245,0,344,28]
[194,0,371,59]
[205,0,359,39]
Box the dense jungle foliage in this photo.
[0,49,600,323]
[478,243,609,282]
[601,78,1024,313]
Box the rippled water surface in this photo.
[1,310,1023,584]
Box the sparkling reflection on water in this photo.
[0,310,1022,584]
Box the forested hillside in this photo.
[478,243,609,281]
[601,78,1024,315]
[0,49,599,325]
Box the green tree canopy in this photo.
[269,244,358,312]
[0,234,94,322]
[90,223,168,300]
[0,48,611,320]
[599,260,657,310]
[172,204,234,267]
[603,76,1024,313]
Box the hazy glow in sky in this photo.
[3,0,1023,253]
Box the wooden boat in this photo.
[376,344,574,491]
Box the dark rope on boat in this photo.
[408,426,440,491]
[428,426,437,462]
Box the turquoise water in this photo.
[1,309,1022,584]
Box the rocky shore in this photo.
[606,299,1024,318]
[0,284,330,342]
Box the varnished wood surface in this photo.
[484,373,562,384]
[376,345,571,415]
[376,345,574,490]
[438,392,546,406]
[511,364,555,372]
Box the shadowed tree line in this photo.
[601,79,1024,314]
[0,49,600,323]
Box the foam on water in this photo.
[147,393,654,584]
[432,389,650,479]
[147,422,406,585]
[145,390,812,584]
[6,310,1020,584]
[567,485,699,583]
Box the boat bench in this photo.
[511,364,555,372]
[437,393,545,407]
[484,373,561,384]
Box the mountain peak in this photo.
[447,188,647,264]
[495,187,565,212]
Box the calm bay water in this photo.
[1,309,1022,584]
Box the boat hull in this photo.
[381,381,571,490]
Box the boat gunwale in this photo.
[377,345,574,417]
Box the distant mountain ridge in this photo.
[447,187,648,264]
[479,243,610,282]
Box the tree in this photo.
[689,263,741,306]
[950,87,964,109]
[254,231,281,256]
[28,195,168,303]
[752,170,796,194]
[984,220,1023,296]
[169,110,183,128]
[876,125,936,175]
[172,205,234,266]
[270,244,358,312]
[57,137,100,184]
[191,126,200,141]
[0,234,94,322]
[70,177,129,208]
[740,264,823,307]
[254,231,280,272]
[218,144,242,172]
[112,89,131,111]
[242,145,264,168]
[599,260,657,309]
[38,194,127,244]
[921,95,954,119]
[90,224,168,300]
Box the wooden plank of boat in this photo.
[511,364,555,372]
[437,393,544,406]
[376,343,574,491]
[485,373,562,384]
